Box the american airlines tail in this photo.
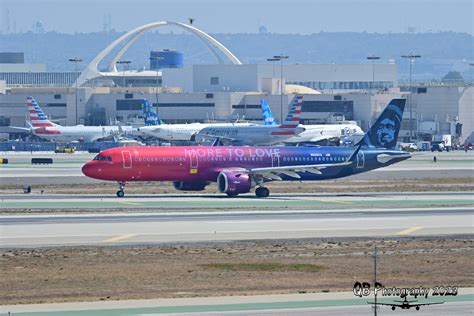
[27,96,58,128]
[142,99,161,126]
[279,95,303,128]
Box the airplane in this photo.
[20,96,137,142]
[367,296,444,311]
[260,97,364,144]
[82,98,411,198]
[194,95,305,145]
[137,100,255,142]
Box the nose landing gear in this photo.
[116,181,126,197]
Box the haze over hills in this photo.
[1,31,473,80]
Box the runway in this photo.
[1,199,472,247]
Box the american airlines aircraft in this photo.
[214,97,364,145]
[23,96,137,142]
[194,95,305,145]
[82,99,410,198]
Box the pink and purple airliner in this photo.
[82,99,410,197]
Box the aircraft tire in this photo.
[116,190,125,198]
[255,187,270,198]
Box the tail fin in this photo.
[261,99,277,126]
[279,95,303,128]
[142,99,161,126]
[359,98,406,150]
[27,96,58,128]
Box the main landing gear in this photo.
[116,181,126,197]
[255,186,270,198]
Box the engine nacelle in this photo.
[217,172,252,195]
[173,181,208,191]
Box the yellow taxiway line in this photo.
[103,234,137,243]
[397,226,423,236]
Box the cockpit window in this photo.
[93,155,112,162]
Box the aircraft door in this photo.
[188,149,198,172]
[121,150,132,168]
[271,153,280,167]
[356,150,365,169]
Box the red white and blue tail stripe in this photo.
[27,96,57,128]
[279,95,303,128]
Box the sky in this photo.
[1,0,473,34]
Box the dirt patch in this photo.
[1,237,472,305]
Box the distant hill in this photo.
[1,31,473,80]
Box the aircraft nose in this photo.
[82,161,100,179]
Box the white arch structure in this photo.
[75,21,242,87]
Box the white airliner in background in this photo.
[137,100,255,141]
[259,97,364,144]
[195,95,306,145]
[21,96,137,142]
[283,124,364,144]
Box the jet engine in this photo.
[217,172,252,195]
[173,181,208,191]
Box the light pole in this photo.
[69,57,82,125]
[373,246,378,316]
[469,63,474,85]
[267,58,279,78]
[366,55,380,90]
[401,54,421,141]
[116,60,131,88]
[273,55,289,123]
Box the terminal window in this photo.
[116,100,145,111]
[210,77,219,85]
[0,116,11,126]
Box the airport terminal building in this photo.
[0,22,472,144]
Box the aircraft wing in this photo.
[8,126,32,131]
[367,302,404,307]
[198,133,239,145]
[248,161,352,181]
[411,302,444,306]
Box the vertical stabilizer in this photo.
[279,95,303,128]
[359,98,406,150]
[142,99,161,126]
[261,99,277,126]
[27,96,58,128]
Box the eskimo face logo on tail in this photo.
[364,99,405,150]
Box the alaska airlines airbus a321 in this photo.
[82,99,410,198]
